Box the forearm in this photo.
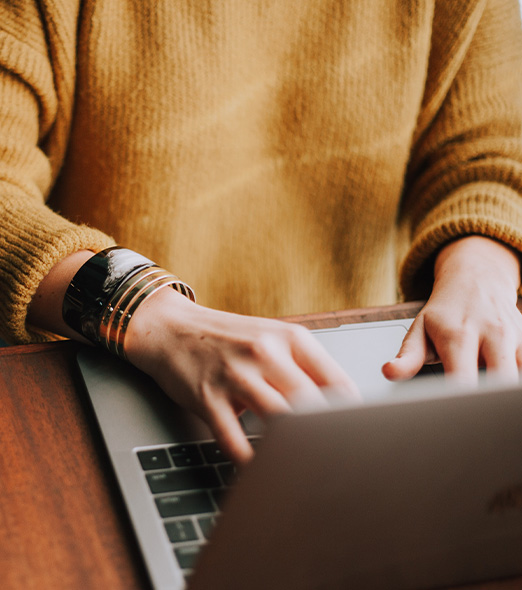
[399,0,522,301]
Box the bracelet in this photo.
[99,267,191,359]
[112,273,183,360]
[98,266,170,347]
[62,247,195,358]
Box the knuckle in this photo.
[243,325,308,361]
[452,324,474,341]
[434,321,475,344]
[246,333,279,362]
[284,323,311,344]
[198,380,217,410]
[219,360,249,391]
[194,380,217,415]
[484,320,510,342]
[287,323,309,336]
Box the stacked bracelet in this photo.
[62,247,195,359]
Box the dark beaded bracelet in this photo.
[62,247,157,343]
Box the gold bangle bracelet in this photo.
[99,267,164,345]
[114,277,186,360]
[95,266,195,360]
[102,269,174,351]
[109,274,176,356]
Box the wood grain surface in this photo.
[0,341,151,590]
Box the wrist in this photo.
[123,287,196,368]
[434,236,521,293]
[27,249,96,341]
[60,247,195,357]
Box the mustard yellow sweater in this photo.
[1,0,522,343]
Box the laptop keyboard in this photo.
[136,437,259,577]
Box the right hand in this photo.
[124,288,360,464]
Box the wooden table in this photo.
[0,302,521,590]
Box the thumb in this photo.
[382,316,430,381]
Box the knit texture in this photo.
[0,0,521,343]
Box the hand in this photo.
[383,236,522,385]
[124,288,360,465]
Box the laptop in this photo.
[76,318,522,590]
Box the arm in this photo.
[0,3,114,344]
[386,0,522,380]
[2,7,357,464]
[27,249,359,465]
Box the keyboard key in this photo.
[200,442,229,464]
[217,463,237,486]
[175,545,201,570]
[198,515,218,540]
[137,448,171,471]
[169,444,204,467]
[211,488,227,510]
[248,436,261,449]
[156,492,214,518]
[164,519,198,543]
[240,410,265,435]
[146,467,220,494]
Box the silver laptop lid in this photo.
[190,380,522,590]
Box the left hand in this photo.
[383,235,522,385]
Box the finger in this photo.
[516,346,522,369]
[229,371,294,416]
[263,361,332,411]
[434,329,480,386]
[479,333,519,383]
[287,327,361,399]
[202,396,255,466]
[382,316,430,381]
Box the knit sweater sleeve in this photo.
[0,2,114,344]
[399,0,522,300]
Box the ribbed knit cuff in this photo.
[399,182,522,300]
[0,192,115,344]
